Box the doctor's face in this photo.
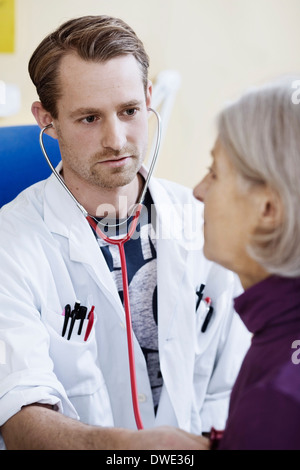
[193,139,262,284]
[51,53,151,190]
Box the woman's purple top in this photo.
[219,275,300,450]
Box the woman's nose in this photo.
[193,174,209,203]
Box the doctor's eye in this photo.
[123,108,138,117]
[82,115,98,124]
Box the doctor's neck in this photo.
[60,168,143,219]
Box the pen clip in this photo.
[196,284,205,311]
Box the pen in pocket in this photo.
[84,306,95,341]
[201,297,214,333]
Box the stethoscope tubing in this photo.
[87,209,143,429]
[39,108,162,430]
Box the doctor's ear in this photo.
[146,80,152,109]
[31,101,58,139]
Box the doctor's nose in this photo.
[193,174,210,203]
[101,117,127,153]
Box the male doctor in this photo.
[0,16,250,450]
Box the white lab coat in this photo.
[0,165,250,448]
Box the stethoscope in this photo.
[39,108,162,430]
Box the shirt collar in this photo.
[234,275,300,334]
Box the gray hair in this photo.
[217,76,300,277]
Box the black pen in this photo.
[196,284,205,311]
[62,304,71,337]
[77,306,87,335]
[67,300,81,340]
[201,297,214,333]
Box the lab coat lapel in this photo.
[43,171,123,311]
[147,174,198,429]
[148,176,189,344]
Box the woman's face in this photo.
[193,138,269,289]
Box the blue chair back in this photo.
[0,125,61,207]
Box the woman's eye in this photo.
[208,166,217,179]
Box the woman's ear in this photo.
[258,186,283,231]
[31,101,58,139]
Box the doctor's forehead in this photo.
[58,53,143,85]
[57,54,146,104]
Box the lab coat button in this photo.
[138,393,147,403]
[120,322,126,330]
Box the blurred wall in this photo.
[1,0,300,188]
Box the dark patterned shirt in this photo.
[92,190,162,412]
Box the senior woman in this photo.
[194,77,300,450]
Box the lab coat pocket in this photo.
[43,306,102,397]
[45,304,96,345]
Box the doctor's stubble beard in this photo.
[58,138,146,190]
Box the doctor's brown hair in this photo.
[28,15,149,119]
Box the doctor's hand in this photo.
[122,426,211,450]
